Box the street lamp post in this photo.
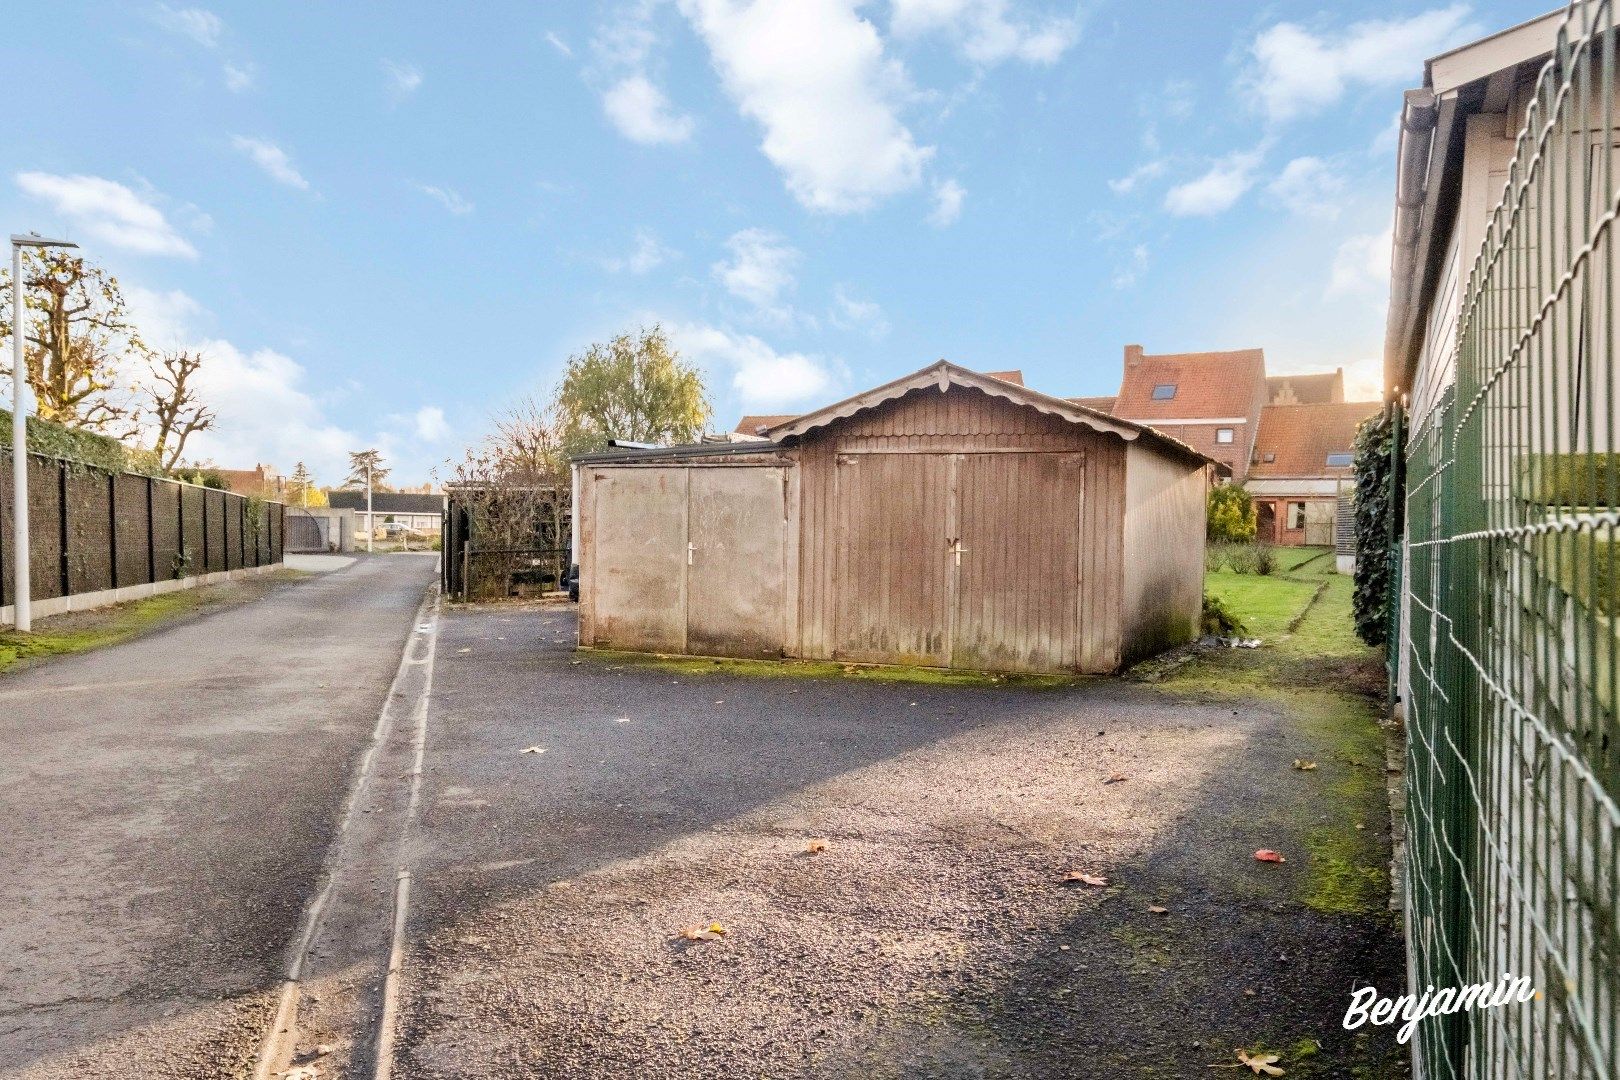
[9,233,78,633]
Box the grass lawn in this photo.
[1204,546,1336,641]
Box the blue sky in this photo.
[3,1,1545,486]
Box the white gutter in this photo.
[1382,88,1439,397]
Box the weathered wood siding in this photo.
[794,385,1127,673]
[1119,443,1207,665]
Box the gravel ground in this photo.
[394,606,1406,1080]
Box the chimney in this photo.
[1124,343,1144,367]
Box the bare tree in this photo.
[445,398,572,598]
[145,349,215,471]
[0,250,145,435]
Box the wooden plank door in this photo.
[686,467,787,658]
[952,452,1084,673]
[833,453,951,666]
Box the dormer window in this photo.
[1151,384,1177,400]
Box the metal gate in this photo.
[1401,4,1620,1076]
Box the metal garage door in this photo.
[587,466,787,657]
[833,452,1084,672]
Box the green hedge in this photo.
[1519,453,1620,507]
[0,411,128,473]
[1352,405,1401,649]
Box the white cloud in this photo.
[546,31,574,57]
[14,172,198,258]
[602,75,696,144]
[1108,159,1166,195]
[713,228,799,308]
[679,0,934,213]
[126,285,205,348]
[383,59,423,100]
[929,178,965,226]
[414,405,450,442]
[830,284,889,337]
[604,229,677,274]
[1267,156,1344,218]
[151,4,222,48]
[230,136,311,191]
[223,62,255,92]
[416,184,474,215]
[889,0,1079,65]
[1327,225,1392,296]
[1164,148,1263,217]
[1241,5,1479,124]
[672,322,838,409]
[1112,244,1149,289]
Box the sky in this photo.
[2,0,1549,487]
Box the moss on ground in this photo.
[579,648,1086,690]
[1160,551,1394,919]
[0,570,305,675]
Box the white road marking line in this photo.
[250,584,439,1080]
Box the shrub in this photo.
[1202,593,1249,637]
[1226,542,1259,575]
[1205,544,1227,572]
[1208,484,1257,543]
[1352,405,1402,649]
[1254,542,1277,576]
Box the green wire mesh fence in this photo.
[1402,3,1620,1077]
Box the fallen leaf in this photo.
[1148,905,1168,914]
[1243,988,1257,996]
[707,922,728,936]
[1103,772,1127,784]
[1253,849,1286,863]
[1236,1048,1285,1075]
[1354,822,1366,831]
[806,838,829,854]
[675,925,709,941]
[1291,759,1318,771]
[1063,870,1108,887]
[457,647,471,654]
[520,746,546,755]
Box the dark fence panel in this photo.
[28,458,63,602]
[269,505,283,563]
[66,468,113,595]
[152,480,181,580]
[180,485,204,574]
[113,473,152,587]
[223,493,242,571]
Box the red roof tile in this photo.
[1266,370,1344,405]
[1067,395,1116,413]
[1112,347,1267,423]
[984,369,1024,385]
[1248,402,1382,478]
[732,413,799,436]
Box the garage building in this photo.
[574,362,1214,675]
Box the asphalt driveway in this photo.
[0,554,437,1079]
[395,605,1406,1079]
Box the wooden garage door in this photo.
[687,467,786,658]
[833,451,1085,673]
[834,453,951,666]
[953,453,1084,673]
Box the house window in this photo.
[1325,453,1354,467]
[1263,452,1276,463]
[1288,502,1307,530]
[1151,384,1177,400]
[1216,428,1235,444]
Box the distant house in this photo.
[326,490,445,533]
[1246,401,1377,546]
[215,463,287,499]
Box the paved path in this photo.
[0,554,436,1079]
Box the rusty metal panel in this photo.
[686,467,785,658]
[833,452,951,666]
[953,453,1085,673]
[587,467,688,653]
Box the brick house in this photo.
[1095,345,1267,481]
[1245,401,1375,546]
